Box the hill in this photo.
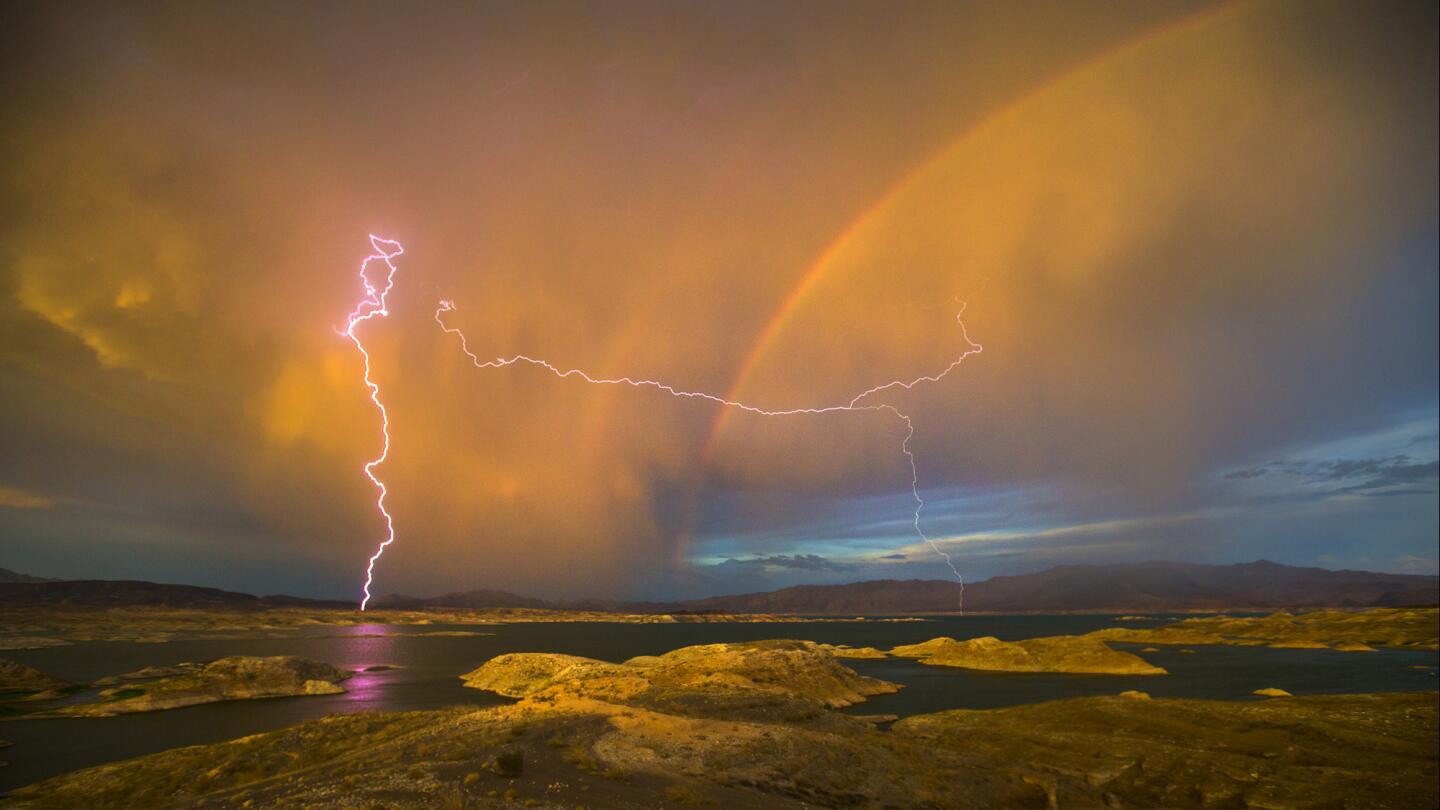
[0,579,351,609]
[0,560,1433,613]
[0,567,57,584]
[661,561,1437,613]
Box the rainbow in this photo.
[680,0,1249,562]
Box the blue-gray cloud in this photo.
[717,554,849,572]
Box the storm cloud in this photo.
[1,0,1435,599]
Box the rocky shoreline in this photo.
[6,634,1434,808]
[4,656,352,719]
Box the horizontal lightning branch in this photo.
[431,292,982,608]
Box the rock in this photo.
[815,643,887,659]
[463,640,900,708]
[462,653,634,698]
[51,656,351,716]
[1118,691,1151,700]
[1088,608,1439,651]
[93,664,197,686]
[1,658,73,697]
[1254,688,1293,697]
[891,693,1437,810]
[7,647,1436,810]
[302,679,345,695]
[891,635,1167,675]
[0,636,71,651]
[627,640,900,707]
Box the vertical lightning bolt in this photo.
[341,235,405,611]
[432,299,982,609]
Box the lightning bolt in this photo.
[341,234,405,611]
[432,296,982,609]
[341,234,983,611]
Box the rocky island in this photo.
[41,656,352,717]
[891,634,1168,675]
[1089,607,1439,651]
[0,659,74,702]
[463,639,900,709]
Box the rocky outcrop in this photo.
[462,653,635,699]
[11,679,1435,809]
[815,643,887,659]
[0,658,72,698]
[52,656,350,716]
[0,636,71,651]
[891,635,1167,675]
[890,693,1437,809]
[1090,608,1439,650]
[463,639,900,709]
[92,664,194,686]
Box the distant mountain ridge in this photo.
[374,560,1437,613]
[0,566,58,584]
[0,579,352,609]
[662,561,1438,614]
[0,560,1434,612]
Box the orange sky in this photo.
[1,0,1435,599]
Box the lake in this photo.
[2,614,1435,792]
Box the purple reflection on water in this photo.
[334,623,401,709]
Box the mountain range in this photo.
[373,560,1438,613]
[5,560,1431,612]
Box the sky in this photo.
[1,0,1435,601]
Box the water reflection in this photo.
[337,624,399,709]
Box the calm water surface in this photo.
[2,614,1435,792]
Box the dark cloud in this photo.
[718,554,849,572]
[1337,461,1439,496]
[1225,456,1439,497]
[0,0,1434,598]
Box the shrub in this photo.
[492,749,524,778]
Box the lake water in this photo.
[2,614,1435,792]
